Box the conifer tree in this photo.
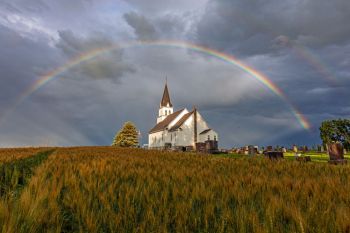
[112,121,139,147]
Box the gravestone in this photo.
[266,146,273,152]
[281,147,287,153]
[248,145,256,156]
[264,151,284,160]
[292,145,298,153]
[328,143,347,165]
[293,145,298,157]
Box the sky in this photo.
[0,0,349,148]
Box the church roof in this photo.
[149,109,184,134]
[169,110,194,132]
[160,83,173,107]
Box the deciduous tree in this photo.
[320,119,350,150]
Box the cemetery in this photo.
[225,142,349,164]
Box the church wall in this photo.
[196,111,210,142]
[148,131,164,148]
[199,130,218,142]
[173,115,194,147]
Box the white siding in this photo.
[149,109,219,149]
[199,130,218,142]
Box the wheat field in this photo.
[0,148,47,163]
[0,147,350,233]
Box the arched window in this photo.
[208,135,210,141]
[214,136,217,141]
[165,110,167,115]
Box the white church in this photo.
[148,82,218,151]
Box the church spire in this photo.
[160,80,172,107]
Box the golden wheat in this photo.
[0,148,47,163]
[1,147,350,233]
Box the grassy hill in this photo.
[1,147,350,233]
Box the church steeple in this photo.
[160,80,172,107]
[157,79,174,123]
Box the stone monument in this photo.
[328,143,347,165]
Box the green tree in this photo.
[112,121,139,147]
[320,119,350,150]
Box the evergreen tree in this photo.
[112,121,139,147]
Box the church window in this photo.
[165,110,167,115]
[208,135,210,140]
[171,134,172,141]
[214,136,217,141]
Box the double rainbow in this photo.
[2,40,311,129]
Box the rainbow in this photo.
[211,8,339,86]
[1,40,311,129]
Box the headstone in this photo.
[317,145,322,152]
[328,143,347,165]
[275,145,281,151]
[344,149,347,154]
[292,145,298,153]
[328,143,344,160]
[248,145,256,156]
[281,147,287,153]
[254,146,259,154]
[293,145,298,157]
[266,146,273,152]
[264,151,284,160]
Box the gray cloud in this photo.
[121,0,208,15]
[123,12,157,40]
[56,30,135,80]
[195,0,350,56]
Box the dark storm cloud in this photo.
[0,24,59,108]
[123,12,158,40]
[196,0,350,56]
[0,0,349,147]
[56,30,135,80]
[121,0,208,14]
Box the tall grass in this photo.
[1,147,350,233]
